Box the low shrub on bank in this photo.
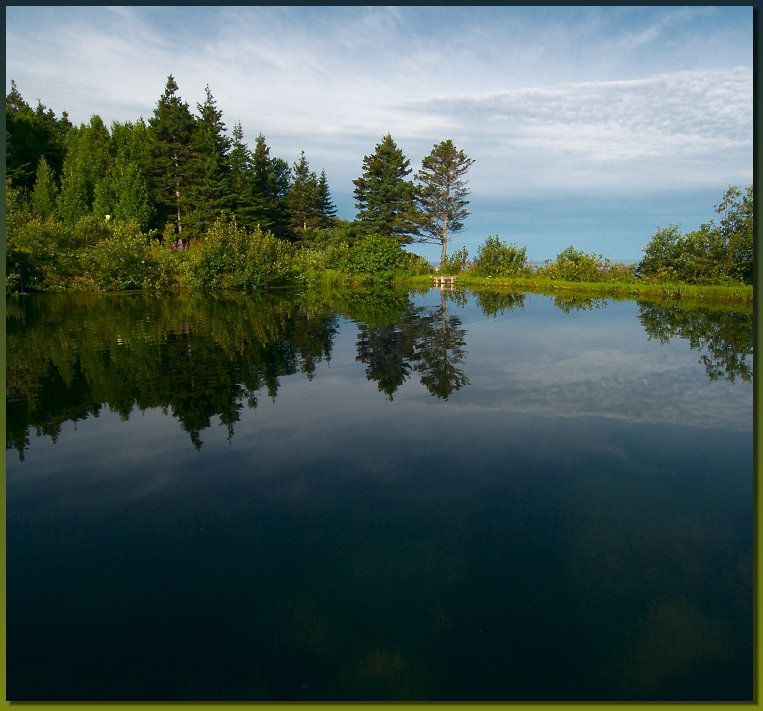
[471,235,528,277]
[185,217,298,290]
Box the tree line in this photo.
[6,76,753,292]
[6,75,477,292]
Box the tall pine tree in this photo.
[317,169,337,227]
[353,133,419,243]
[286,150,320,235]
[415,139,475,265]
[57,115,111,225]
[148,75,197,237]
[251,134,292,240]
[185,84,232,235]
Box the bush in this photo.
[83,221,164,291]
[344,234,410,281]
[186,217,297,290]
[440,246,469,274]
[472,235,527,277]
[406,252,434,276]
[541,245,609,282]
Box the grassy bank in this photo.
[395,273,753,305]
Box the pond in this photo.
[5,288,753,702]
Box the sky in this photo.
[5,6,754,263]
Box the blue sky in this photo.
[5,6,753,262]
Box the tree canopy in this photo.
[353,133,420,243]
[415,139,474,266]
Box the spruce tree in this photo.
[186,85,232,235]
[353,133,419,243]
[148,75,197,237]
[415,139,475,266]
[56,115,111,225]
[30,156,58,218]
[93,120,155,229]
[286,150,320,234]
[317,170,337,227]
[225,121,259,230]
[251,134,292,240]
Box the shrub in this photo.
[472,235,527,277]
[186,217,297,291]
[344,234,409,281]
[83,221,162,291]
[542,245,608,282]
[440,246,469,274]
[406,252,435,276]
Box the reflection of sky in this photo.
[437,294,752,431]
[7,294,752,510]
[6,293,752,701]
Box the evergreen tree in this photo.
[185,85,232,235]
[251,133,292,240]
[317,170,337,227]
[415,139,475,266]
[286,150,320,234]
[30,156,58,218]
[6,81,71,191]
[225,121,262,231]
[353,133,419,243]
[93,120,155,229]
[57,115,111,225]
[148,75,197,237]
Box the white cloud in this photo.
[4,6,753,259]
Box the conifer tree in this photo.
[30,156,58,218]
[286,150,320,234]
[186,85,232,235]
[353,133,419,243]
[415,139,475,265]
[57,115,110,225]
[148,75,197,237]
[6,81,71,191]
[93,120,155,229]
[317,170,337,227]
[225,121,260,230]
[251,134,292,240]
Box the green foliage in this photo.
[344,234,410,281]
[472,235,527,276]
[439,246,469,274]
[30,156,59,218]
[56,115,111,225]
[406,252,434,276]
[415,139,474,264]
[540,245,610,282]
[637,186,753,285]
[353,134,420,242]
[148,75,198,235]
[185,217,297,290]
[82,221,164,291]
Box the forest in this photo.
[5,76,754,293]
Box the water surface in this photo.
[5,288,753,701]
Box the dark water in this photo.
[5,288,753,702]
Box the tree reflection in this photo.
[355,290,469,400]
[6,292,340,456]
[6,290,752,458]
[637,301,753,382]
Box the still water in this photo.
[5,288,753,701]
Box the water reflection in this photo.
[638,300,753,382]
[5,289,752,458]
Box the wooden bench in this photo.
[432,275,458,289]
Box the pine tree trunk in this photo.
[440,213,449,267]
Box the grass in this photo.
[392,272,753,304]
